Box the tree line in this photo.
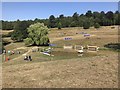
[1,10,120,30]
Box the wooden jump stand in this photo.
[74,45,83,51]
[63,45,73,50]
[63,44,99,57]
[74,45,84,56]
[63,44,84,51]
[87,45,99,52]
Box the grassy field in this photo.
[2,26,119,88]
[0,30,13,35]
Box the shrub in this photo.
[24,38,34,46]
[94,23,100,28]
[83,21,90,29]
[104,43,120,50]
[57,22,62,29]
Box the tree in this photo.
[115,11,119,14]
[24,23,49,46]
[2,21,14,30]
[73,12,79,21]
[83,18,90,29]
[89,17,94,26]
[106,11,114,20]
[11,20,23,41]
[83,22,90,29]
[117,14,120,25]
[11,20,30,41]
[62,16,72,27]
[100,11,105,18]
[106,11,114,25]
[93,11,100,19]
[94,23,100,28]
[24,38,34,46]
[49,15,56,28]
[99,11,106,26]
[57,22,62,29]
[72,12,79,26]
[78,16,86,27]
[58,14,64,28]
[114,11,120,25]
[70,21,76,27]
[59,14,64,19]
[86,10,93,18]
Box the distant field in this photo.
[1,30,14,43]
[49,26,118,47]
[0,30,13,35]
[2,26,119,88]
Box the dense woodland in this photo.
[1,10,120,42]
[2,10,120,30]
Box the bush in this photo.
[24,38,34,46]
[104,43,120,50]
[57,22,62,29]
[83,21,90,29]
[94,23,100,28]
[70,21,76,27]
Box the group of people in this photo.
[24,55,32,61]
[3,50,21,55]
[3,49,33,62]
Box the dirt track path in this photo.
[12,47,38,61]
